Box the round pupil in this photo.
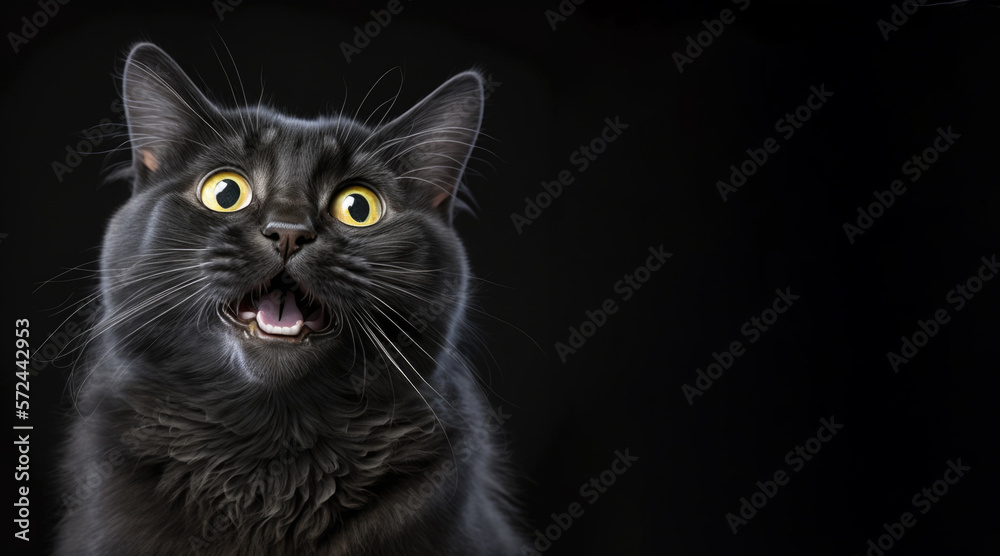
[344,193,371,222]
[214,179,241,209]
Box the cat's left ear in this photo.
[372,71,484,218]
[121,43,220,182]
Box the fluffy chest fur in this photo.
[110,381,443,554]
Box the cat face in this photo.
[99,43,483,386]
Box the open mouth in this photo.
[222,270,335,342]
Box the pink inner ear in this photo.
[431,188,452,208]
[139,148,159,172]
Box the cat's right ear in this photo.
[121,43,218,182]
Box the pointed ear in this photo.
[371,71,484,216]
[121,43,218,179]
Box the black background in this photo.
[4,1,999,554]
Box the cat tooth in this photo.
[239,311,256,320]
[254,319,303,336]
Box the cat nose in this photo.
[262,221,316,262]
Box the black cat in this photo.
[56,43,522,555]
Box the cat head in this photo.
[97,43,483,390]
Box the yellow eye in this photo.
[200,171,252,212]
[331,186,382,227]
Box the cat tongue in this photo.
[256,290,303,335]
